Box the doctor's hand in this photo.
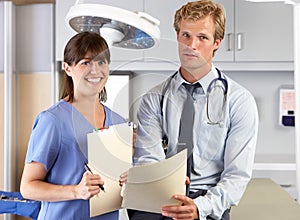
[75,171,103,200]
[161,176,197,220]
[119,171,128,187]
[161,194,198,220]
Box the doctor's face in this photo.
[177,16,221,73]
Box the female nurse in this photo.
[20,31,125,220]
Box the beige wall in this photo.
[0,75,4,190]
[0,73,52,220]
[17,73,52,185]
[0,73,17,220]
[0,75,3,220]
[0,73,16,190]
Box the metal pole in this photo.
[4,1,14,220]
[4,0,13,193]
[293,2,300,203]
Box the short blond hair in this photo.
[174,0,226,42]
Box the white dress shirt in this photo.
[133,65,259,220]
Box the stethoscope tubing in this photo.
[160,67,228,125]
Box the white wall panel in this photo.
[16,4,52,72]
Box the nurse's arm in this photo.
[20,161,102,202]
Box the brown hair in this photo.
[61,31,110,103]
[174,0,225,54]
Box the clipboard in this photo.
[87,122,187,216]
[87,122,133,217]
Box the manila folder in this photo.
[87,122,133,217]
[121,149,187,213]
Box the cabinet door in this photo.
[56,0,75,61]
[145,0,234,64]
[143,0,185,65]
[235,1,293,62]
[213,0,234,62]
[56,0,144,64]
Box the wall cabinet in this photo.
[56,0,294,68]
[214,0,294,62]
[212,0,234,62]
[143,0,183,64]
[144,0,294,63]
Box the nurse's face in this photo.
[64,52,109,99]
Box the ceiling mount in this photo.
[65,3,160,50]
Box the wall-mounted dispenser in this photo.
[279,85,295,127]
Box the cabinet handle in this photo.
[237,33,243,51]
[227,33,233,51]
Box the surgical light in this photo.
[65,3,160,49]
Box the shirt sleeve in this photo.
[195,89,259,219]
[133,89,166,165]
[25,111,61,172]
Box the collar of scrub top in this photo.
[175,64,220,95]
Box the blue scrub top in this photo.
[25,100,126,220]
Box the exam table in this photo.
[231,178,300,220]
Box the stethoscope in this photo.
[160,67,228,125]
[206,68,228,125]
[160,67,228,152]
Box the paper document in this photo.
[87,122,133,217]
[121,149,187,213]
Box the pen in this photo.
[84,162,105,192]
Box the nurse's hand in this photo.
[119,171,128,186]
[75,171,104,200]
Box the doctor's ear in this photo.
[63,62,72,77]
[214,38,222,50]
